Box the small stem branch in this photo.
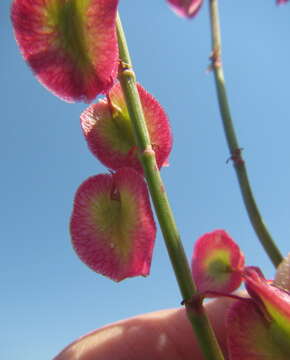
[116,12,225,360]
[208,0,282,268]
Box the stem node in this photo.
[226,148,244,167]
[210,47,222,68]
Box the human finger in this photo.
[54,296,237,360]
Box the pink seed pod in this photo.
[11,0,119,102]
[81,82,172,173]
[227,299,290,360]
[167,0,203,18]
[227,267,290,359]
[70,167,156,282]
[244,267,290,340]
[191,230,245,295]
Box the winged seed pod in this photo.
[167,0,203,18]
[11,0,119,102]
[70,168,156,282]
[191,230,245,295]
[227,267,290,359]
[81,82,172,173]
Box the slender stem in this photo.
[116,12,225,360]
[208,0,282,267]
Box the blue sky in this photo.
[1,1,290,359]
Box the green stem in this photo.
[116,12,225,360]
[208,0,282,268]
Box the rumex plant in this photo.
[190,230,290,359]
[11,0,119,102]
[70,168,156,282]
[10,0,290,359]
[80,81,172,173]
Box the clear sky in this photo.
[1,1,290,359]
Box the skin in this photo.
[54,297,237,360]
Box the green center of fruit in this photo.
[48,0,91,70]
[91,189,137,259]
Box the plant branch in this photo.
[208,0,282,268]
[116,12,225,360]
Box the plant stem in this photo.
[116,12,225,360]
[208,0,282,268]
